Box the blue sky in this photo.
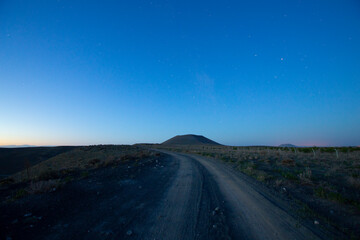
[1,0,360,146]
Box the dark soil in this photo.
[0,154,176,240]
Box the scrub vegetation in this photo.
[0,145,154,202]
[7,145,153,182]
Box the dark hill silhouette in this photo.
[162,134,221,145]
[279,144,297,148]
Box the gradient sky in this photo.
[1,0,360,146]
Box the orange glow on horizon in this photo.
[0,138,71,146]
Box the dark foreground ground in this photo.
[0,150,347,240]
[0,147,76,178]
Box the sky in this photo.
[1,0,360,146]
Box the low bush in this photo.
[89,158,101,166]
[281,171,297,181]
[37,170,61,181]
[298,148,312,153]
[0,178,14,185]
[281,158,295,166]
[81,171,89,178]
[347,176,360,189]
[13,188,27,199]
[298,167,312,185]
[28,179,61,194]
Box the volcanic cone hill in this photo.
[279,144,297,148]
[162,134,221,146]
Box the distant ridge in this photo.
[162,134,221,145]
[279,144,297,148]
[0,145,37,148]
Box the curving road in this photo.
[140,150,321,240]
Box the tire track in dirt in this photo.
[187,153,322,240]
[136,151,230,240]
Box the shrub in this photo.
[275,179,284,186]
[14,188,28,199]
[121,155,136,162]
[281,158,295,166]
[243,167,255,176]
[298,168,312,185]
[0,178,14,185]
[28,179,61,194]
[347,176,360,189]
[255,172,268,182]
[281,172,297,181]
[81,171,89,178]
[37,170,61,181]
[299,148,312,153]
[89,158,101,166]
[339,147,349,153]
[314,187,327,198]
[63,176,73,183]
[327,191,346,203]
[314,187,346,203]
[320,147,335,153]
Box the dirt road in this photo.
[145,150,322,240]
[1,150,328,239]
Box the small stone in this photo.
[126,230,133,236]
[282,187,287,192]
[215,207,220,212]
[30,225,34,228]
[330,210,334,214]
[314,220,319,225]
[24,213,32,217]
[97,192,100,195]
[138,186,142,189]
[212,224,217,229]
